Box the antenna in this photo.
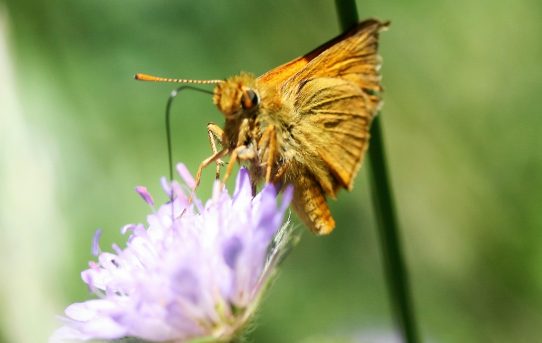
[135,73,224,85]
[162,86,214,217]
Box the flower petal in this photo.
[91,229,102,256]
[135,186,154,206]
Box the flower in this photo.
[51,165,294,342]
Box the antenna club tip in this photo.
[134,73,152,81]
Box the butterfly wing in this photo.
[258,19,385,86]
[257,55,312,89]
[285,19,388,190]
[278,19,387,234]
[293,77,374,191]
[254,19,388,234]
[256,35,327,87]
[284,79,371,234]
[287,20,387,93]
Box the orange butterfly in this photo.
[136,19,389,234]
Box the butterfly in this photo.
[136,18,389,235]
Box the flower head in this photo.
[52,165,293,342]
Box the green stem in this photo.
[368,119,420,343]
[334,1,421,342]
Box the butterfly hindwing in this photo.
[294,77,372,191]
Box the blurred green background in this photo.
[1,0,541,342]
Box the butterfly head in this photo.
[213,73,260,120]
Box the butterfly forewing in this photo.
[258,20,386,89]
[284,19,388,115]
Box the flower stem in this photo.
[334,1,421,342]
[367,119,420,343]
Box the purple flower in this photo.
[52,165,293,342]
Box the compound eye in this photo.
[241,89,260,110]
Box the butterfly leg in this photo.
[222,145,256,185]
[184,148,229,207]
[207,123,225,180]
[257,125,277,183]
[273,163,289,183]
[219,118,252,185]
[194,148,229,189]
